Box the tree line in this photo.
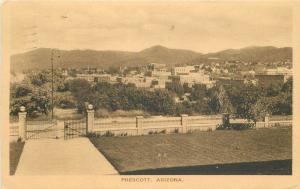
[10,70,292,121]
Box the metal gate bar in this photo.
[64,119,86,140]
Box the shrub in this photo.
[216,124,227,130]
[103,130,114,137]
[86,132,100,138]
[160,129,166,134]
[120,132,128,136]
[231,123,254,130]
[217,123,254,130]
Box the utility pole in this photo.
[51,49,54,120]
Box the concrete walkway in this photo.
[15,138,118,175]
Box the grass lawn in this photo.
[89,127,292,175]
[10,141,25,175]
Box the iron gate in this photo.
[64,119,86,140]
[26,120,58,139]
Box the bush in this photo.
[86,132,101,138]
[231,123,254,130]
[103,130,115,137]
[120,132,128,136]
[217,123,254,130]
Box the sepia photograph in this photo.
[2,1,300,188]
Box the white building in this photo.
[119,76,152,88]
[76,73,111,82]
[178,72,211,86]
[264,67,292,76]
[170,65,213,87]
[172,66,195,75]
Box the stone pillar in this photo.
[86,104,94,133]
[136,116,143,135]
[264,114,270,128]
[18,106,27,140]
[181,114,188,133]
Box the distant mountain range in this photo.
[10,45,292,72]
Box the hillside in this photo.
[10,45,292,72]
[188,46,292,64]
[10,46,200,72]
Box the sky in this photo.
[8,2,292,54]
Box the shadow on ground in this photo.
[120,159,292,175]
[10,141,25,175]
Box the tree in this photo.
[235,84,259,121]
[191,84,207,101]
[10,83,51,116]
[282,77,292,93]
[252,97,274,120]
[183,83,192,93]
[107,66,120,75]
[29,71,50,86]
[69,79,91,100]
[217,85,234,114]
[166,81,184,96]
[55,92,77,109]
[193,99,211,114]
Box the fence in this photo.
[10,105,293,140]
[10,122,19,137]
[230,117,292,129]
[26,120,57,139]
[92,115,223,136]
[64,119,86,140]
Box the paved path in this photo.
[15,138,118,175]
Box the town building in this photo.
[117,76,152,88]
[255,74,285,88]
[76,73,111,83]
[216,77,245,87]
[169,66,213,87]
[171,66,195,75]
[255,67,292,88]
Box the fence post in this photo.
[86,104,94,134]
[136,116,143,135]
[18,106,27,140]
[264,114,270,128]
[181,114,188,133]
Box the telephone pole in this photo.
[51,49,54,120]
